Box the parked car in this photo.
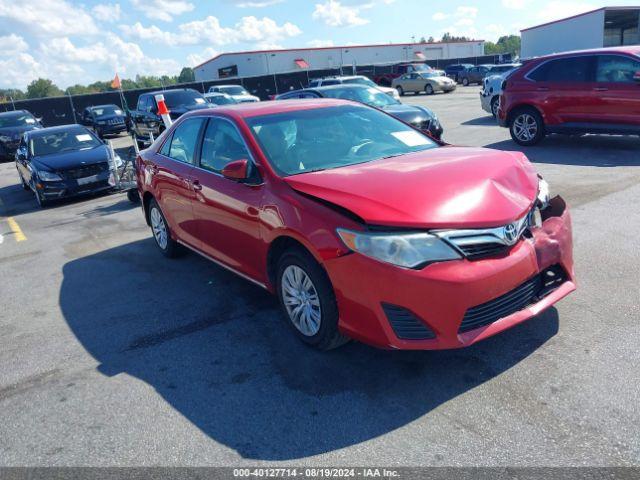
[204,92,238,106]
[208,85,260,103]
[129,88,209,148]
[275,84,443,139]
[444,63,474,83]
[15,124,122,207]
[498,46,640,145]
[391,71,456,95]
[0,110,42,162]
[308,75,400,99]
[79,104,127,138]
[373,63,433,86]
[459,64,494,86]
[480,66,522,117]
[136,99,575,351]
[486,63,521,77]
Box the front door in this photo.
[191,117,266,283]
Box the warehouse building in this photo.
[521,6,640,58]
[194,41,485,81]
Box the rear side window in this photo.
[528,56,593,82]
[166,118,205,165]
[308,80,320,87]
[596,55,640,83]
[321,80,340,86]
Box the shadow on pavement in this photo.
[486,135,640,167]
[60,238,559,460]
[462,116,497,126]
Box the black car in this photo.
[459,64,494,86]
[0,110,42,162]
[79,104,127,138]
[444,63,474,83]
[129,88,209,148]
[15,124,121,207]
[275,84,443,140]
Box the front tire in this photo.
[18,171,30,191]
[34,188,47,208]
[276,248,348,351]
[462,77,469,86]
[425,84,434,95]
[396,86,404,97]
[510,108,545,146]
[490,96,499,118]
[148,199,179,257]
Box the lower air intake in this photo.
[382,303,436,340]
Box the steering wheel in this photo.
[349,139,375,156]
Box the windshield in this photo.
[0,112,37,128]
[163,90,206,108]
[219,86,248,95]
[420,72,441,78]
[29,128,101,156]
[342,77,376,87]
[322,86,399,108]
[91,105,123,117]
[412,64,430,72]
[207,95,237,105]
[247,105,438,176]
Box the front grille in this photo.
[382,303,436,340]
[108,118,124,125]
[60,162,109,180]
[457,242,510,260]
[458,265,567,333]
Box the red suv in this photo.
[137,100,575,351]
[498,47,640,145]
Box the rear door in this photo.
[151,117,206,249]
[527,55,596,125]
[191,117,266,282]
[592,54,640,128]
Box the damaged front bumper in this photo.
[324,196,575,350]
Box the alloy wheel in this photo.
[150,206,168,250]
[281,265,322,337]
[513,113,538,142]
[491,97,499,117]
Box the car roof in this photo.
[186,98,355,120]
[89,104,120,109]
[25,124,88,137]
[528,45,640,61]
[142,88,199,96]
[204,92,229,96]
[214,84,244,88]
[0,110,31,117]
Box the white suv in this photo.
[308,76,400,100]
[479,64,521,117]
[208,85,260,103]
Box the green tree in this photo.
[441,32,472,42]
[177,67,195,83]
[419,36,427,43]
[0,88,26,102]
[427,36,435,43]
[26,78,64,99]
[485,35,521,55]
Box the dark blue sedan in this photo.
[80,104,127,138]
[0,110,42,162]
[15,124,121,207]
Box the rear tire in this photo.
[490,96,499,118]
[276,247,349,351]
[509,108,545,146]
[425,84,434,95]
[148,198,179,258]
[396,86,404,97]
[462,77,469,86]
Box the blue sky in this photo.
[0,0,638,89]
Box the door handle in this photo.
[191,179,202,191]
[536,87,549,91]
[593,87,608,91]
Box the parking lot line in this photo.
[6,217,27,242]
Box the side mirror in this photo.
[634,71,640,83]
[221,159,249,181]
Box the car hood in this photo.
[283,146,538,229]
[427,76,454,83]
[382,103,434,122]
[0,124,40,141]
[33,145,110,171]
[169,103,209,117]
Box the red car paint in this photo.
[498,46,640,136]
[137,99,575,350]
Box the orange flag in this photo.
[111,73,121,89]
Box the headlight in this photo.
[337,229,461,269]
[38,170,63,182]
[537,177,550,209]
[97,120,107,125]
[0,135,11,142]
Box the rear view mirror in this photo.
[221,159,249,181]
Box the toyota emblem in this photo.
[503,223,518,244]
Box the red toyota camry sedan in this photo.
[136,99,575,351]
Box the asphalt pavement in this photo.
[0,86,638,466]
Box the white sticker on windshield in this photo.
[391,131,430,147]
[76,134,93,142]
[195,98,206,104]
[25,118,35,124]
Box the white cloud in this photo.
[0,33,28,52]
[187,47,219,67]
[432,12,448,21]
[130,0,194,22]
[307,39,335,47]
[236,0,284,6]
[502,0,532,9]
[0,0,97,36]
[312,0,369,27]
[122,15,301,46]
[455,6,478,19]
[537,1,595,22]
[92,3,122,22]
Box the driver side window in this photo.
[200,118,250,173]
